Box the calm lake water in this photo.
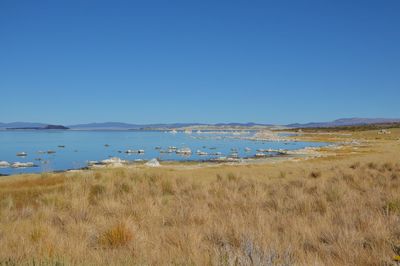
[0,130,326,175]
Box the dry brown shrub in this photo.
[309,170,322,178]
[350,161,361,169]
[227,172,239,182]
[367,162,378,170]
[382,162,394,172]
[114,181,131,194]
[98,222,134,248]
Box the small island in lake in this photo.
[6,124,69,130]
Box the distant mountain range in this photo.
[0,122,271,130]
[68,122,205,130]
[67,122,274,130]
[1,118,399,130]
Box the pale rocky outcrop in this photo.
[101,157,126,166]
[0,161,10,168]
[11,162,35,168]
[145,158,160,167]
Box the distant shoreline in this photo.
[2,118,400,132]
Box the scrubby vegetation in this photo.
[1,158,400,265]
[288,122,400,132]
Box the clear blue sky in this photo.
[1,0,399,125]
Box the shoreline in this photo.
[0,127,396,181]
[3,125,394,177]
[0,129,368,177]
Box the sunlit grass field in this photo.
[1,129,400,265]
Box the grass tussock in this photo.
[0,160,400,265]
[98,222,134,248]
[88,184,106,204]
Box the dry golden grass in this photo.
[98,222,134,248]
[0,129,400,265]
